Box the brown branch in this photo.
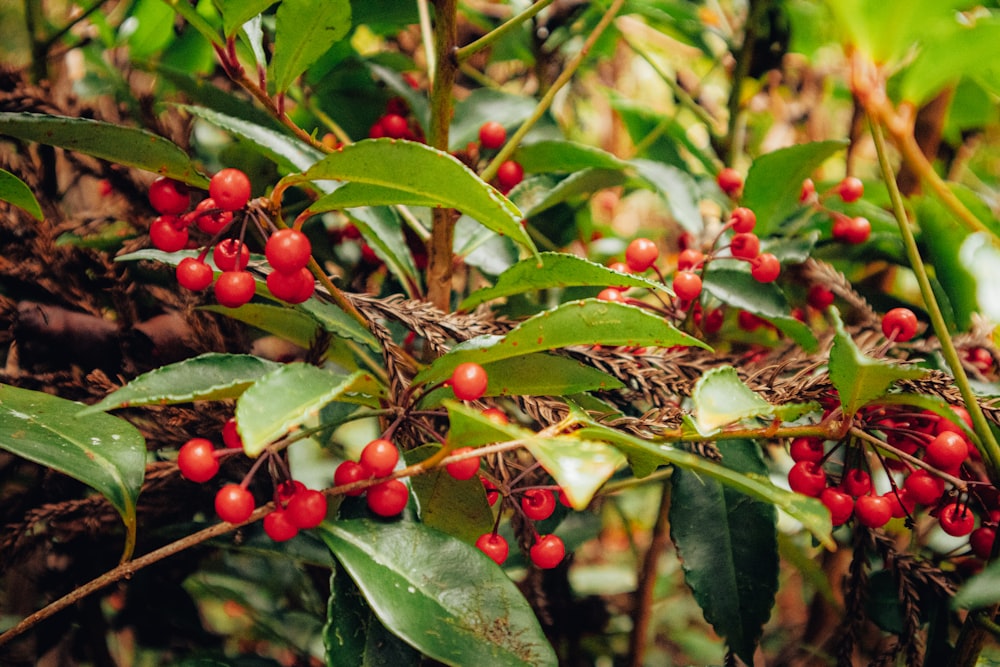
[628,480,672,666]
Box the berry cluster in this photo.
[799,175,871,244]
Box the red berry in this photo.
[475,533,509,565]
[451,362,489,401]
[751,253,780,283]
[267,267,315,304]
[597,287,627,302]
[496,160,524,191]
[177,437,219,482]
[285,488,328,529]
[360,439,399,478]
[672,270,702,301]
[215,484,255,523]
[677,248,704,271]
[807,285,834,310]
[209,168,252,211]
[482,477,500,506]
[924,431,968,471]
[214,270,257,308]
[935,406,973,436]
[529,534,565,569]
[445,447,481,481]
[150,216,189,252]
[884,489,916,519]
[970,526,997,559]
[521,489,556,521]
[882,307,918,342]
[334,460,369,496]
[625,237,659,272]
[820,487,854,526]
[716,168,743,197]
[903,469,945,505]
[176,257,214,291]
[730,232,760,260]
[193,198,234,235]
[263,509,299,542]
[213,239,250,272]
[276,479,306,504]
[366,479,409,517]
[939,502,976,537]
[221,416,243,449]
[854,495,892,528]
[799,178,816,203]
[832,216,870,244]
[788,461,826,497]
[842,469,872,497]
[149,177,190,215]
[789,437,824,464]
[478,121,507,150]
[482,408,509,425]
[837,176,864,203]
[380,113,410,139]
[737,310,765,332]
[730,207,757,233]
[266,228,312,273]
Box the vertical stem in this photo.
[426,0,460,311]
[725,0,769,166]
[628,481,672,666]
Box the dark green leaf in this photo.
[343,205,422,299]
[1,384,146,560]
[631,158,703,233]
[404,445,494,544]
[481,353,625,397]
[414,299,709,385]
[459,252,669,310]
[236,366,369,457]
[916,192,978,330]
[828,309,929,417]
[202,302,322,350]
[692,366,819,434]
[271,0,352,94]
[288,139,535,255]
[670,439,779,665]
[78,353,280,414]
[514,141,630,173]
[741,141,847,235]
[519,169,629,218]
[0,112,210,186]
[0,167,42,220]
[298,299,381,349]
[319,520,558,666]
[220,0,278,37]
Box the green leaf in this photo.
[669,439,779,665]
[340,205,421,298]
[828,309,929,417]
[163,0,224,47]
[202,302,322,350]
[319,520,558,667]
[916,192,978,330]
[179,104,325,171]
[959,232,1000,323]
[741,140,847,235]
[0,168,42,220]
[514,140,630,173]
[220,0,277,37]
[236,366,368,457]
[287,139,535,256]
[298,299,381,349]
[415,299,709,386]
[270,0,352,94]
[900,17,1000,106]
[449,89,541,151]
[574,422,834,549]
[78,353,280,414]
[125,0,176,58]
[692,366,819,434]
[0,112,210,186]
[480,353,625,397]
[701,267,818,352]
[459,252,670,310]
[953,558,1000,609]
[631,159,703,233]
[517,169,630,219]
[404,445,494,544]
[0,384,146,560]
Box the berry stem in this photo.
[868,114,1000,480]
[454,0,555,63]
[849,426,967,492]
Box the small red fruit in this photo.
[445,447,481,481]
[716,167,743,197]
[209,168,252,211]
[482,407,509,425]
[939,502,976,537]
[149,215,189,252]
[677,248,704,271]
[837,176,864,203]
[730,207,757,233]
[267,267,315,304]
[475,533,509,565]
[148,177,190,215]
[451,362,489,401]
[177,438,219,483]
[521,489,557,521]
[222,416,243,449]
[176,257,214,291]
[884,489,916,519]
[854,495,892,528]
[807,285,834,310]
[970,526,997,559]
[788,461,826,497]
[263,509,299,542]
[478,121,507,150]
[360,438,399,478]
[832,216,871,244]
[215,484,255,523]
[882,307,918,342]
[380,113,410,139]
[903,469,945,505]
[213,239,250,272]
[820,487,854,526]
[625,237,659,272]
[730,232,760,260]
[334,460,369,496]
[924,431,969,471]
[789,437,824,464]
[750,253,780,283]
[193,198,233,235]
[799,178,816,203]
[214,270,256,308]
[672,270,702,302]
[366,479,409,517]
[597,287,626,303]
[496,160,524,191]
[529,534,565,569]
[285,488,328,529]
[266,228,312,273]
[842,469,872,497]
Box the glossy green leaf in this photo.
[163,0,224,46]
[404,445,494,544]
[900,17,1000,106]
[180,105,325,171]
[126,0,176,58]
[631,159,703,233]
[828,309,929,417]
[524,437,626,511]
[319,520,558,667]
[692,366,818,434]
[741,140,847,236]
[298,299,381,349]
[343,205,422,299]
[916,193,978,330]
[270,0,352,95]
[459,252,670,310]
[0,112,210,186]
[220,0,277,36]
[79,353,280,415]
[286,139,535,255]
[669,439,779,666]
[202,302,321,350]
[702,267,818,351]
[415,299,709,385]
[0,168,42,220]
[1,384,146,560]
[517,169,629,219]
[514,141,630,173]
[573,421,834,549]
[481,353,625,397]
[236,366,368,457]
